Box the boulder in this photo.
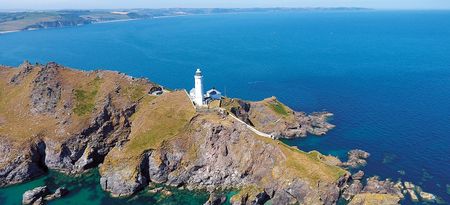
[342,180,363,200]
[44,187,69,201]
[148,187,163,194]
[352,170,364,180]
[407,189,419,202]
[204,193,227,205]
[403,181,414,190]
[161,189,172,197]
[418,191,436,202]
[363,177,401,195]
[22,186,49,205]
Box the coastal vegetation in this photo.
[73,77,102,116]
[267,100,289,116]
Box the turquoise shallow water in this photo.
[0,10,450,204]
[0,169,217,205]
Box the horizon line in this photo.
[1,7,450,12]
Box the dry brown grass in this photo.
[101,91,196,172]
[257,136,347,184]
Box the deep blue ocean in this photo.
[0,10,449,204]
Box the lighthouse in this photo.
[193,68,204,106]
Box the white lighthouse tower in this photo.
[193,68,204,106]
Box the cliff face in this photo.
[0,62,400,205]
[0,61,157,186]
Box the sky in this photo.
[0,0,449,10]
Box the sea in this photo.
[0,10,449,205]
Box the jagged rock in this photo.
[22,186,49,205]
[362,177,404,199]
[352,170,364,180]
[0,140,47,187]
[229,99,253,126]
[204,193,227,205]
[340,149,370,168]
[342,180,363,200]
[45,97,135,174]
[9,60,34,84]
[33,197,44,205]
[44,187,68,201]
[30,62,62,114]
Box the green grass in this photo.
[73,77,101,116]
[268,101,289,116]
[124,91,195,156]
[124,84,146,102]
[265,138,347,182]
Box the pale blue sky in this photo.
[0,0,449,10]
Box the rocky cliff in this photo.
[0,61,157,186]
[221,97,335,139]
[0,62,404,205]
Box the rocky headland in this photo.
[0,61,436,204]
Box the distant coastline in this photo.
[0,7,371,35]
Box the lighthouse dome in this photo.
[195,68,202,76]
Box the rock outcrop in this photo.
[22,186,68,205]
[340,149,370,168]
[22,186,49,205]
[43,187,69,201]
[9,61,34,85]
[30,62,62,115]
[0,139,46,187]
[342,176,405,204]
[204,193,227,205]
[222,97,335,139]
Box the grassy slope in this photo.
[100,91,196,175]
[259,136,346,184]
[0,66,56,144]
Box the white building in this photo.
[189,69,204,106]
[205,88,222,100]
